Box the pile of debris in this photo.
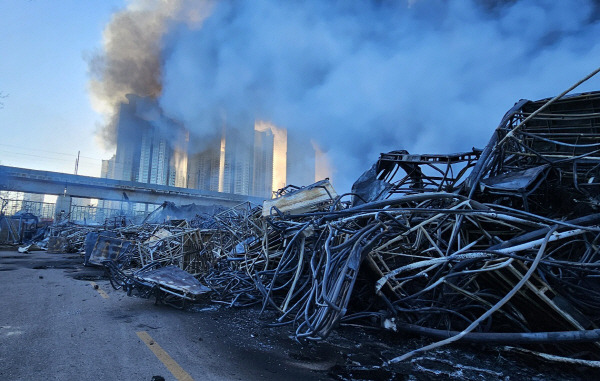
[175,91,600,364]
[0,209,41,245]
[21,90,600,367]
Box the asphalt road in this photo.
[0,250,337,381]
[2,249,598,381]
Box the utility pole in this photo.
[74,151,80,175]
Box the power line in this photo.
[0,143,106,161]
[0,150,74,162]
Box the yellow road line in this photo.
[89,281,109,299]
[137,331,194,381]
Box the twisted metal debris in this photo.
[24,75,600,364]
[196,89,600,362]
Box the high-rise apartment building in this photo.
[252,127,274,198]
[101,155,116,179]
[187,146,221,192]
[221,126,253,195]
[138,127,171,185]
[107,95,317,201]
[112,95,144,183]
[112,95,185,188]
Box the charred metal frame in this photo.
[376,150,481,196]
[37,86,600,365]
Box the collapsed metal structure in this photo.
[35,90,600,364]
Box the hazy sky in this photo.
[0,0,124,176]
[2,0,600,192]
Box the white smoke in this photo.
[94,0,600,191]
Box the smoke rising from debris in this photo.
[91,0,600,191]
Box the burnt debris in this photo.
[7,90,600,368]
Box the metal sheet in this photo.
[135,265,210,299]
[88,235,131,266]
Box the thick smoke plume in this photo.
[92,0,600,191]
[88,0,212,146]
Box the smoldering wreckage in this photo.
[5,90,600,378]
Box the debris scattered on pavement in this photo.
[5,88,600,372]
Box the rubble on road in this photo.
[150,90,600,366]
[47,223,99,253]
[5,89,600,372]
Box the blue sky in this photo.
[0,0,125,176]
[2,0,600,190]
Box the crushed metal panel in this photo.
[144,228,173,248]
[262,179,337,217]
[88,236,132,266]
[351,163,393,206]
[47,236,67,253]
[135,265,210,301]
[480,165,550,193]
[83,232,99,265]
